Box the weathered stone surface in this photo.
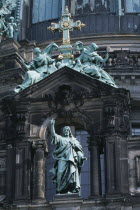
[51,193,83,210]
[0,30,138,210]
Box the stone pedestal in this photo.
[50,193,83,210]
[1,38,20,51]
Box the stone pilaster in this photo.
[104,135,129,196]
[14,141,31,202]
[103,99,130,197]
[32,140,48,203]
[88,139,101,198]
[6,144,16,202]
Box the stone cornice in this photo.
[37,34,140,50]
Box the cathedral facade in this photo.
[0,0,140,209]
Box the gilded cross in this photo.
[48,6,85,45]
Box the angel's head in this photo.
[90,43,98,51]
[9,16,14,23]
[33,47,41,56]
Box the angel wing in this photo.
[42,42,58,56]
[0,0,17,16]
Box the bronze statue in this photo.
[15,43,58,93]
[6,16,18,38]
[50,119,86,194]
[74,41,117,87]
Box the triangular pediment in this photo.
[14,66,117,100]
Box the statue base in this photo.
[53,193,80,201]
[50,193,83,210]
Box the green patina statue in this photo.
[74,41,116,87]
[14,6,117,92]
[50,119,86,194]
[6,16,18,38]
[15,43,58,93]
[0,0,18,38]
[0,15,18,38]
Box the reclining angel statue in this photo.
[15,42,58,93]
[74,41,117,87]
[50,119,86,194]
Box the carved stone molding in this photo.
[32,140,48,154]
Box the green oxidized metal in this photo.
[15,6,117,93]
[0,0,18,38]
[49,118,86,194]
[15,43,58,93]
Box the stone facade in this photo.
[0,53,131,208]
[0,1,140,209]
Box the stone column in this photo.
[89,140,101,198]
[32,140,48,203]
[105,135,129,196]
[6,144,15,202]
[103,101,130,196]
[14,142,31,202]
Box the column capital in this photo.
[87,136,103,150]
[32,140,48,154]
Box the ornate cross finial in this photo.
[48,6,85,45]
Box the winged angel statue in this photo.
[15,42,58,93]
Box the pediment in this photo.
[14,66,117,101]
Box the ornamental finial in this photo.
[48,7,85,60]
